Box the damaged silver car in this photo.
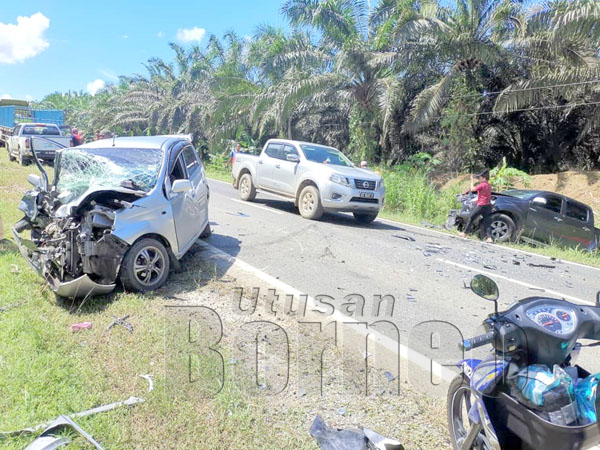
[13,135,211,298]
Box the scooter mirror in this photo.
[470,274,499,302]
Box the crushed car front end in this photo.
[12,143,166,298]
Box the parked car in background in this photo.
[232,139,385,224]
[0,100,64,146]
[447,189,600,250]
[7,123,72,165]
[13,135,211,298]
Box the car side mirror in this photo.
[532,197,547,206]
[171,179,192,193]
[286,154,300,163]
[27,174,42,188]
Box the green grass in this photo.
[205,161,233,183]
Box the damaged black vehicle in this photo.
[13,136,211,298]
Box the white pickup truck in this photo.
[232,139,385,223]
[7,123,72,165]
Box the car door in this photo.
[182,145,209,232]
[256,142,281,190]
[167,149,199,253]
[562,200,594,249]
[525,194,565,244]
[271,144,300,195]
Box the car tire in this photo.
[200,223,212,239]
[120,238,170,293]
[487,213,515,242]
[353,212,378,224]
[239,173,256,201]
[298,185,323,220]
[18,150,29,166]
[7,144,15,161]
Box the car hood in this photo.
[313,163,381,180]
[54,186,146,217]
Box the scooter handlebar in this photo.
[460,330,495,351]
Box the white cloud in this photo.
[122,34,128,39]
[176,27,206,43]
[0,12,50,64]
[25,94,33,101]
[86,79,106,96]
[157,31,164,38]
[1,94,11,100]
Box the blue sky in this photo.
[0,0,286,101]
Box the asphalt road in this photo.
[204,178,600,382]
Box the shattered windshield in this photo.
[300,144,353,167]
[56,147,163,203]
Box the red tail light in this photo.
[25,138,30,149]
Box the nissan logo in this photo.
[362,181,370,189]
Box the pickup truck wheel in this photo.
[120,238,170,293]
[18,151,29,166]
[239,173,256,201]
[488,214,515,243]
[7,144,15,161]
[353,212,378,224]
[299,185,323,220]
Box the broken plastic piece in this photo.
[528,263,556,269]
[392,234,415,242]
[70,322,92,332]
[24,415,102,450]
[363,427,404,450]
[140,374,154,393]
[106,315,133,333]
[384,371,395,382]
[310,415,368,450]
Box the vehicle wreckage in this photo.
[13,135,210,298]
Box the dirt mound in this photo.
[440,171,600,212]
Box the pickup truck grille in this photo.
[354,179,376,190]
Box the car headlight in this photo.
[376,178,385,190]
[330,173,350,186]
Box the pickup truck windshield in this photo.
[56,147,163,203]
[300,144,353,167]
[22,125,60,136]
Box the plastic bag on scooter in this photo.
[574,373,600,425]
[509,364,577,426]
[470,358,511,395]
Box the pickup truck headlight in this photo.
[376,178,385,190]
[330,173,350,187]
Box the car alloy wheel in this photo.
[240,177,250,196]
[301,191,315,214]
[133,246,166,286]
[490,220,509,240]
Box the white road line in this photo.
[437,258,594,305]
[230,198,284,215]
[207,177,232,185]
[377,217,600,273]
[197,240,457,384]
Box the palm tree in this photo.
[382,0,521,131]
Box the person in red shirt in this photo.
[459,169,493,243]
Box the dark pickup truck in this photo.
[447,189,600,250]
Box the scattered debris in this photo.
[462,280,470,289]
[363,427,405,450]
[297,388,307,398]
[140,374,154,393]
[24,415,103,450]
[10,264,19,273]
[70,322,92,332]
[105,315,133,333]
[392,234,415,242]
[309,415,404,450]
[0,303,21,313]
[362,351,371,360]
[226,211,249,217]
[321,247,335,258]
[421,220,441,230]
[0,396,144,438]
[529,287,546,292]
[527,263,556,269]
[512,260,521,265]
[483,265,497,270]
[336,407,347,416]
[228,357,238,365]
[406,294,416,302]
[384,371,395,382]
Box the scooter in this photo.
[448,274,600,450]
